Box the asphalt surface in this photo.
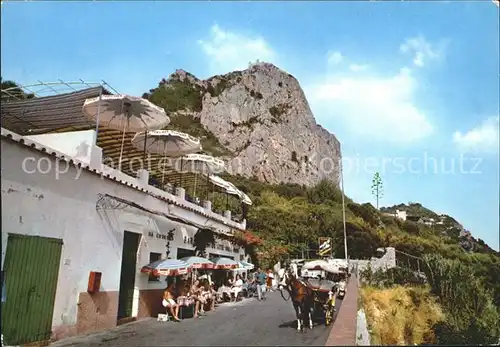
[51,290,343,346]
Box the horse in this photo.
[279,268,315,331]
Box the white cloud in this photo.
[348,63,368,72]
[400,36,442,68]
[306,66,433,143]
[198,24,277,74]
[327,51,343,65]
[452,116,499,153]
[197,27,436,144]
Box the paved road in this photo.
[51,291,343,346]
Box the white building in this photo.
[395,210,407,221]
[1,85,251,345]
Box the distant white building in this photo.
[395,210,407,221]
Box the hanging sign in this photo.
[318,237,332,257]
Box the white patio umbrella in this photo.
[207,174,252,209]
[140,258,191,277]
[209,257,239,270]
[173,154,225,197]
[131,130,202,184]
[207,175,240,196]
[239,192,252,206]
[82,94,170,169]
[225,180,252,206]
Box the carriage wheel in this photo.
[325,305,333,326]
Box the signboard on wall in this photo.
[318,237,332,257]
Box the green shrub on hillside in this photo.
[422,254,500,345]
[149,79,204,113]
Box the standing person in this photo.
[266,269,274,292]
[254,268,267,301]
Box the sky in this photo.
[1,2,499,250]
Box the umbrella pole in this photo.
[142,131,148,163]
[118,120,127,171]
[180,159,183,187]
[205,175,210,201]
[193,173,197,197]
[93,88,103,146]
[226,193,229,211]
[161,153,167,185]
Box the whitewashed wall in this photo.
[1,138,244,329]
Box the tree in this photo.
[1,79,35,101]
[371,172,384,209]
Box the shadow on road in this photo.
[277,297,344,331]
[278,320,298,329]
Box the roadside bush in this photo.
[422,254,500,345]
[361,285,444,345]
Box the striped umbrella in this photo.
[209,257,239,270]
[180,256,215,269]
[140,258,191,277]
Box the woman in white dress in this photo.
[230,274,244,301]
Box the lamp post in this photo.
[339,146,348,262]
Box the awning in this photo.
[1,86,112,135]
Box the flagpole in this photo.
[340,147,348,262]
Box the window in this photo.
[148,252,162,282]
[177,248,195,259]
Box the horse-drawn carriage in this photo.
[279,259,348,330]
[301,259,348,326]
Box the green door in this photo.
[117,231,141,320]
[1,234,63,345]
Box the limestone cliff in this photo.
[145,63,341,187]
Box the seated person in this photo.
[200,280,215,311]
[175,279,194,308]
[230,274,244,301]
[217,283,231,302]
[162,283,180,321]
[190,279,207,318]
[209,282,219,305]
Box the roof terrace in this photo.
[1,80,250,230]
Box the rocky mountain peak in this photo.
[147,63,341,186]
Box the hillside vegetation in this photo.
[217,176,499,344]
[361,253,500,345]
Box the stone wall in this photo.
[349,247,396,278]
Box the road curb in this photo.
[325,276,359,346]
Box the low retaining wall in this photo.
[349,247,396,278]
[325,276,359,346]
[356,309,371,345]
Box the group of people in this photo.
[161,268,277,321]
[163,277,216,321]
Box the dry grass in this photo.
[361,285,444,345]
